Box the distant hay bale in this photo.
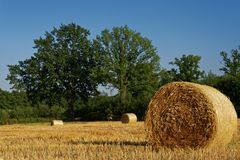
[145,82,238,149]
[51,120,64,126]
[121,113,137,123]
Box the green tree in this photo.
[158,68,175,86]
[93,26,160,111]
[7,23,98,119]
[201,70,219,86]
[0,89,30,110]
[220,47,240,76]
[169,54,204,82]
[217,46,240,117]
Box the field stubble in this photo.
[0,120,239,160]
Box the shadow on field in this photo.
[68,140,148,146]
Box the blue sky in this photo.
[1,0,240,91]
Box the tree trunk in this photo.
[120,76,128,110]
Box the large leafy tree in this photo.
[93,26,160,111]
[7,23,98,118]
[169,54,204,82]
[220,47,240,76]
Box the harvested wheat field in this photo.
[0,121,239,160]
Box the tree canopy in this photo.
[220,47,240,76]
[4,23,240,122]
[7,23,98,118]
[169,54,204,82]
[93,26,160,111]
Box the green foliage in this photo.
[201,70,219,86]
[36,104,51,117]
[215,47,240,116]
[0,109,10,125]
[202,72,240,117]
[220,47,240,76]
[75,93,153,121]
[76,96,113,121]
[50,105,66,119]
[212,75,240,116]
[0,89,30,109]
[159,68,175,86]
[10,107,32,119]
[130,92,153,120]
[5,23,239,122]
[4,24,162,122]
[7,23,98,119]
[93,26,160,110]
[169,54,204,82]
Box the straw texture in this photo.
[121,113,137,123]
[145,82,238,149]
[51,120,64,126]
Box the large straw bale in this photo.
[145,82,238,149]
[121,113,137,123]
[51,120,64,126]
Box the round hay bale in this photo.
[51,120,64,126]
[121,113,137,123]
[145,82,238,149]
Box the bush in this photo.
[50,105,66,119]
[0,109,10,125]
[37,104,51,117]
[8,107,37,121]
[83,111,105,121]
[203,74,240,117]
[213,75,240,117]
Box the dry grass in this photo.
[0,120,239,160]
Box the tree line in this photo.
[0,23,239,124]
